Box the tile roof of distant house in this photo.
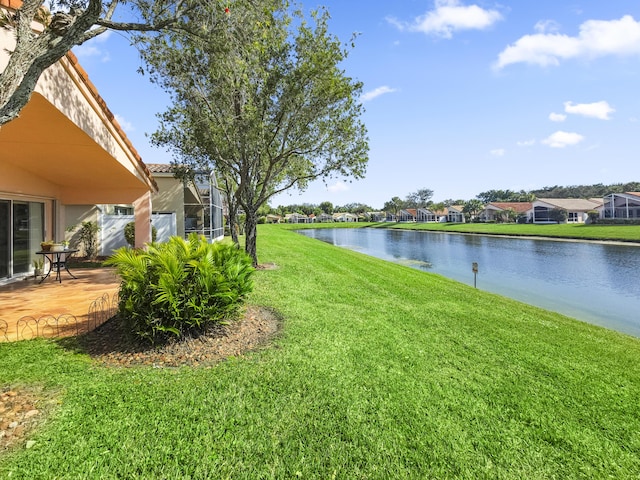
[146,163,176,174]
[535,198,602,210]
[489,202,533,213]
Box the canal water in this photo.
[298,228,640,337]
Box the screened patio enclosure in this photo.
[603,193,640,220]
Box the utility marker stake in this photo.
[472,262,478,289]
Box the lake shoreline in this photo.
[379,226,640,247]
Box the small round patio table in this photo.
[36,249,79,283]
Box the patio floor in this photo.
[0,268,121,342]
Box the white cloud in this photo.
[495,15,640,69]
[534,20,561,34]
[115,114,135,133]
[327,181,349,193]
[564,100,614,120]
[542,131,585,148]
[517,139,536,147]
[360,86,397,103]
[549,112,567,122]
[490,148,505,157]
[73,30,112,62]
[387,0,503,39]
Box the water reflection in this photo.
[298,228,640,337]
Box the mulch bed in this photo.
[77,305,282,368]
[0,305,281,452]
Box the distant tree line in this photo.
[264,182,640,218]
[528,182,640,199]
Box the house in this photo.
[416,208,437,222]
[481,202,533,223]
[1,0,156,282]
[70,164,225,255]
[446,206,465,223]
[285,213,309,223]
[332,212,358,222]
[602,192,640,220]
[531,198,602,223]
[265,214,283,224]
[316,213,334,223]
[365,211,386,222]
[398,209,417,222]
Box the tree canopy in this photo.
[0,0,208,127]
[139,0,368,265]
[405,188,434,208]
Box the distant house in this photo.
[285,213,309,223]
[481,202,533,222]
[446,206,465,223]
[531,198,602,223]
[602,192,640,220]
[416,208,437,222]
[366,211,386,222]
[266,214,283,224]
[333,212,358,222]
[398,209,417,222]
[316,213,334,223]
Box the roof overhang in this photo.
[0,92,156,204]
[1,22,157,205]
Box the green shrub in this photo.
[105,234,254,343]
[124,221,157,247]
[549,208,568,223]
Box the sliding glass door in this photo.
[0,199,45,279]
[0,200,9,278]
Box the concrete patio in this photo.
[0,268,120,342]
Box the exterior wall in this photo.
[64,205,100,256]
[151,176,184,237]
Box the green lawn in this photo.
[1,225,640,478]
[369,221,640,243]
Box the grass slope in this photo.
[1,225,639,478]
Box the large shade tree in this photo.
[139,0,368,266]
[405,188,434,208]
[0,0,215,127]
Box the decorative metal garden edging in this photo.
[2,292,119,342]
[0,319,8,342]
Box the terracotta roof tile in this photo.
[489,202,532,213]
[0,0,23,8]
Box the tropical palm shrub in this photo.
[105,234,254,343]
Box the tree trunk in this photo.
[244,210,259,267]
[227,212,239,245]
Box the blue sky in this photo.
[73,0,640,209]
